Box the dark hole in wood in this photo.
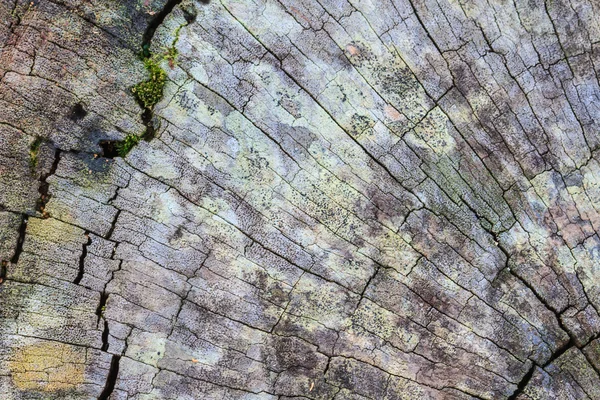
[69,103,87,121]
[99,141,120,158]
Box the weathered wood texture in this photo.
[1,0,600,398]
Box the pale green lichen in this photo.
[163,22,185,69]
[164,46,178,69]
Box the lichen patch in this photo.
[9,341,86,392]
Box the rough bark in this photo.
[1,0,600,398]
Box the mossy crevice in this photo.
[117,1,197,158]
[115,53,166,157]
[132,58,168,110]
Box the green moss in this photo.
[128,33,181,154]
[164,46,178,69]
[117,134,141,157]
[29,137,43,169]
[132,58,167,109]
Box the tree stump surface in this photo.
[1,0,600,398]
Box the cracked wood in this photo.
[1,0,600,399]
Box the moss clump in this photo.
[117,134,141,157]
[29,137,43,169]
[132,58,167,109]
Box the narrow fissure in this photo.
[98,355,121,400]
[140,108,155,141]
[0,260,6,284]
[36,148,61,218]
[507,363,536,400]
[543,337,575,368]
[141,0,183,50]
[96,292,109,325]
[9,215,28,266]
[74,231,91,284]
[97,256,122,353]
[101,319,110,352]
[1,214,28,284]
[105,210,121,240]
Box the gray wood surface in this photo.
[1,0,600,398]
